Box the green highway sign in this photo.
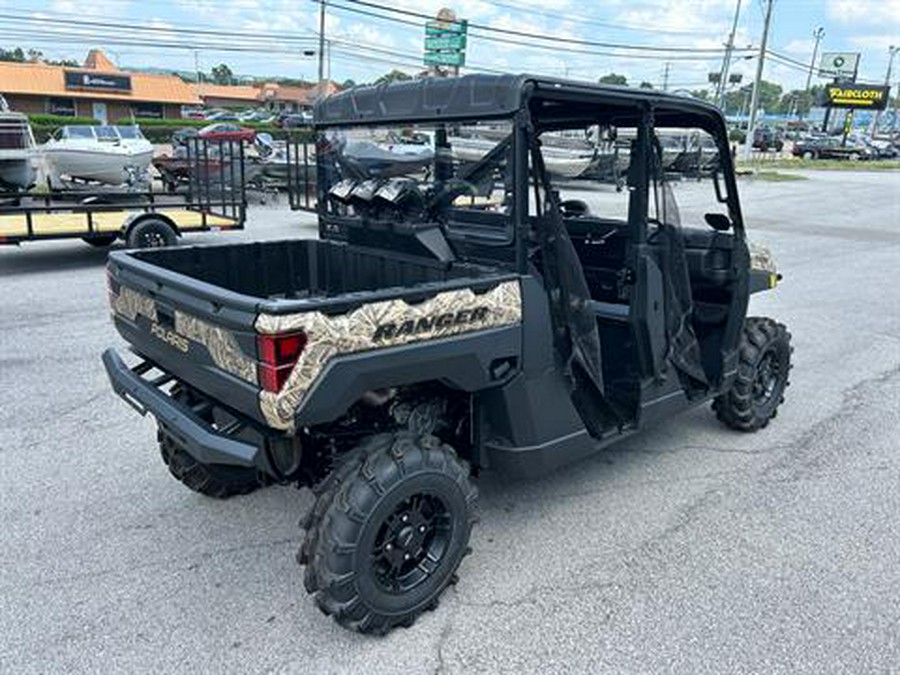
[425,19,467,35]
[425,34,467,51]
[424,51,466,67]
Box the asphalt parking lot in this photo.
[2,170,900,674]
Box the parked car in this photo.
[240,110,273,122]
[182,109,206,120]
[171,127,199,147]
[204,110,240,121]
[198,123,256,143]
[751,126,784,152]
[278,112,313,129]
[791,136,873,160]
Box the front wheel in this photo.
[714,317,792,431]
[300,432,477,635]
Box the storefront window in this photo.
[132,102,163,119]
[48,98,76,116]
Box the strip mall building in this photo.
[0,50,200,123]
[0,49,340,123]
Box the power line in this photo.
[483,0,712,36]
[325,1,748,61]
[332,0,751,54]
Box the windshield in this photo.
[115,125,143,140]
[319,120,513,234]
[63,126,95,139]
[95,126,119,141]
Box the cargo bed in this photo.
[107,239,519,431]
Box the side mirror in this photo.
[705,212,732,231]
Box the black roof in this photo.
[315,73,723,127]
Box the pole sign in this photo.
[824,83,891,110]
[818,52,860,80]
[64,70,132,92]
[425,35,467,51]
[424,8,467,70]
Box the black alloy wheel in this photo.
[299,432,477,635]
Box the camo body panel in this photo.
[111,287,157,323]
[174,311,257,385]
[257,280,522,430]
[749,242,777,274]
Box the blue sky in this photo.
[5,0,899,94]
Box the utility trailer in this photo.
[103,75,792,635]
[0,138,246,249]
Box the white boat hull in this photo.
[44,146,153,186]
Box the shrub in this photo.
[27,113,99,126]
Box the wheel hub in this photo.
[753,348,781,404]
[372,493,451,594]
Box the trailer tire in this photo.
[713,317,792,432]
[82,234,118,247]
[127,217,177,249]
[300,432,477,635]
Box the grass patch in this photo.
[737,158,900,171]
[748,170,808,182]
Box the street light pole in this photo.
[318,0,326,86]
[805,27,825,92]
[872,45,898,138]
[717,0,742,109]
[745,0,774,158]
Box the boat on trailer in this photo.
[43,125,153,187]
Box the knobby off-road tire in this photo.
[157,388,263,499]
[714,316,792,431]
[299,432,478,635]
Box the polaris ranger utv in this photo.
[103,75,791,634]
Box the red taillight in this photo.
[257,331,307,392]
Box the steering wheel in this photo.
[559,199,590,218]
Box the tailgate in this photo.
[107,250,266,425]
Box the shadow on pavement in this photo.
[0,243,115,277]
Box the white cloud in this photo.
[827,0,900,25]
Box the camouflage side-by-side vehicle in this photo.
[103,74,792,634]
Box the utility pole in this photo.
[805,27,824,91]
[717,0,742,108]
[872,45,898,138]
[194,50,202,96]
[744,0,774,158]
[662,61,670,91]
[318,0,326,86]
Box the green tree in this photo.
[599,73,628,85]
[210,63,234,85]
[639,81,654,89]
[0,47,26,62]
[690,89,710,101]
[341,78,357,89]
[777,85,823,116]
[375,69,412,85]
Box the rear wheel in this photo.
[299,432,477,634]
[127,217,177,249]
[157,387,263,498]
[714,317,792,431]
[802,151,814,160]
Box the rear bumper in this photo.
[102,348,262,469]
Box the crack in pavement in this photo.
[0,537,299,592]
